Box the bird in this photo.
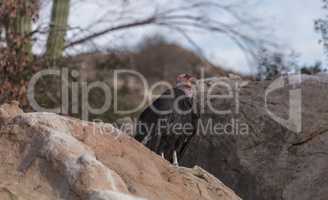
[135,74,198,164]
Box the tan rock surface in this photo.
[0,102,241,200]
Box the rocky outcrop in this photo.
[0,102,241,200]
[182,74,328,200]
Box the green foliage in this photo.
[300,61,325,75]
[315,0,328,61]
[256,48,298,80]
[0,0,40,108]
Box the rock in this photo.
[0,101,23,125]
[115,117,135,137]
[0,104,241,200]
[182,74,328,200]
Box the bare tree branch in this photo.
[65,17,157,48]
[61,0,273,61]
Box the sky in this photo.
[37,0,327,75]
[201,0,326,74]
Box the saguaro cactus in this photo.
[46,0,70,60]
[13,11,32,54]
[5,0,35,57]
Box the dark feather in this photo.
[135,88,198,162]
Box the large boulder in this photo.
[0,102,241,200]
[182,74,328,200]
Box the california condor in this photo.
[135,74,198,164]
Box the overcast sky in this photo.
[38,0,326,74]
[204,0,326,74]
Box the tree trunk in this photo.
[46,0,70,60]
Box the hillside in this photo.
[67,41,230,84]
